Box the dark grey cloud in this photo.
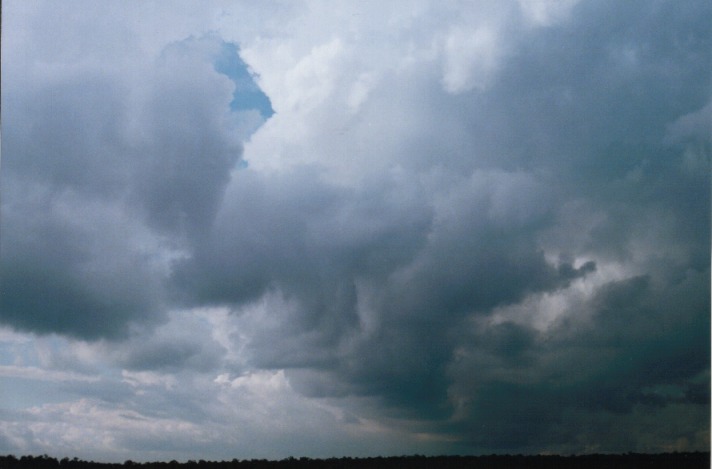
[132,38,244,239]
[1,0,708,458]
[167,0,710,453]
[444,267,710,452]
[1,35,248,339]
[121,339,224,372]
[0,186,166,339]
[172,166,433,311]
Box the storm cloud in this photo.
[1,0,709,461]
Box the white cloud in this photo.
[0,365,100,383]
[665,101,712,144]
[442,25,503,93]
[517,0,580,27]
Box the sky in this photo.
[0,0,710,462]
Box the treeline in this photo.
[0,453,709,469]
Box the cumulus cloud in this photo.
[2,23,245,338]
[1,0,709,461]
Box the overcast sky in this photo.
[1,0,710,462]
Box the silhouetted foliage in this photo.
[1,453,709,469]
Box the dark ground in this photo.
[0,453,709,469]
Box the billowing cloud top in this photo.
[0,0,709,462]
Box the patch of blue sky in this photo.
[214,41,274,120]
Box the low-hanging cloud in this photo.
[1,34,246,339]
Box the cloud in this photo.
[0,189,167,339]
[1,0,709,460]
[443,266,710,450]
[1,31,254,339]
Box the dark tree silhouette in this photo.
[1,453,709,469]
